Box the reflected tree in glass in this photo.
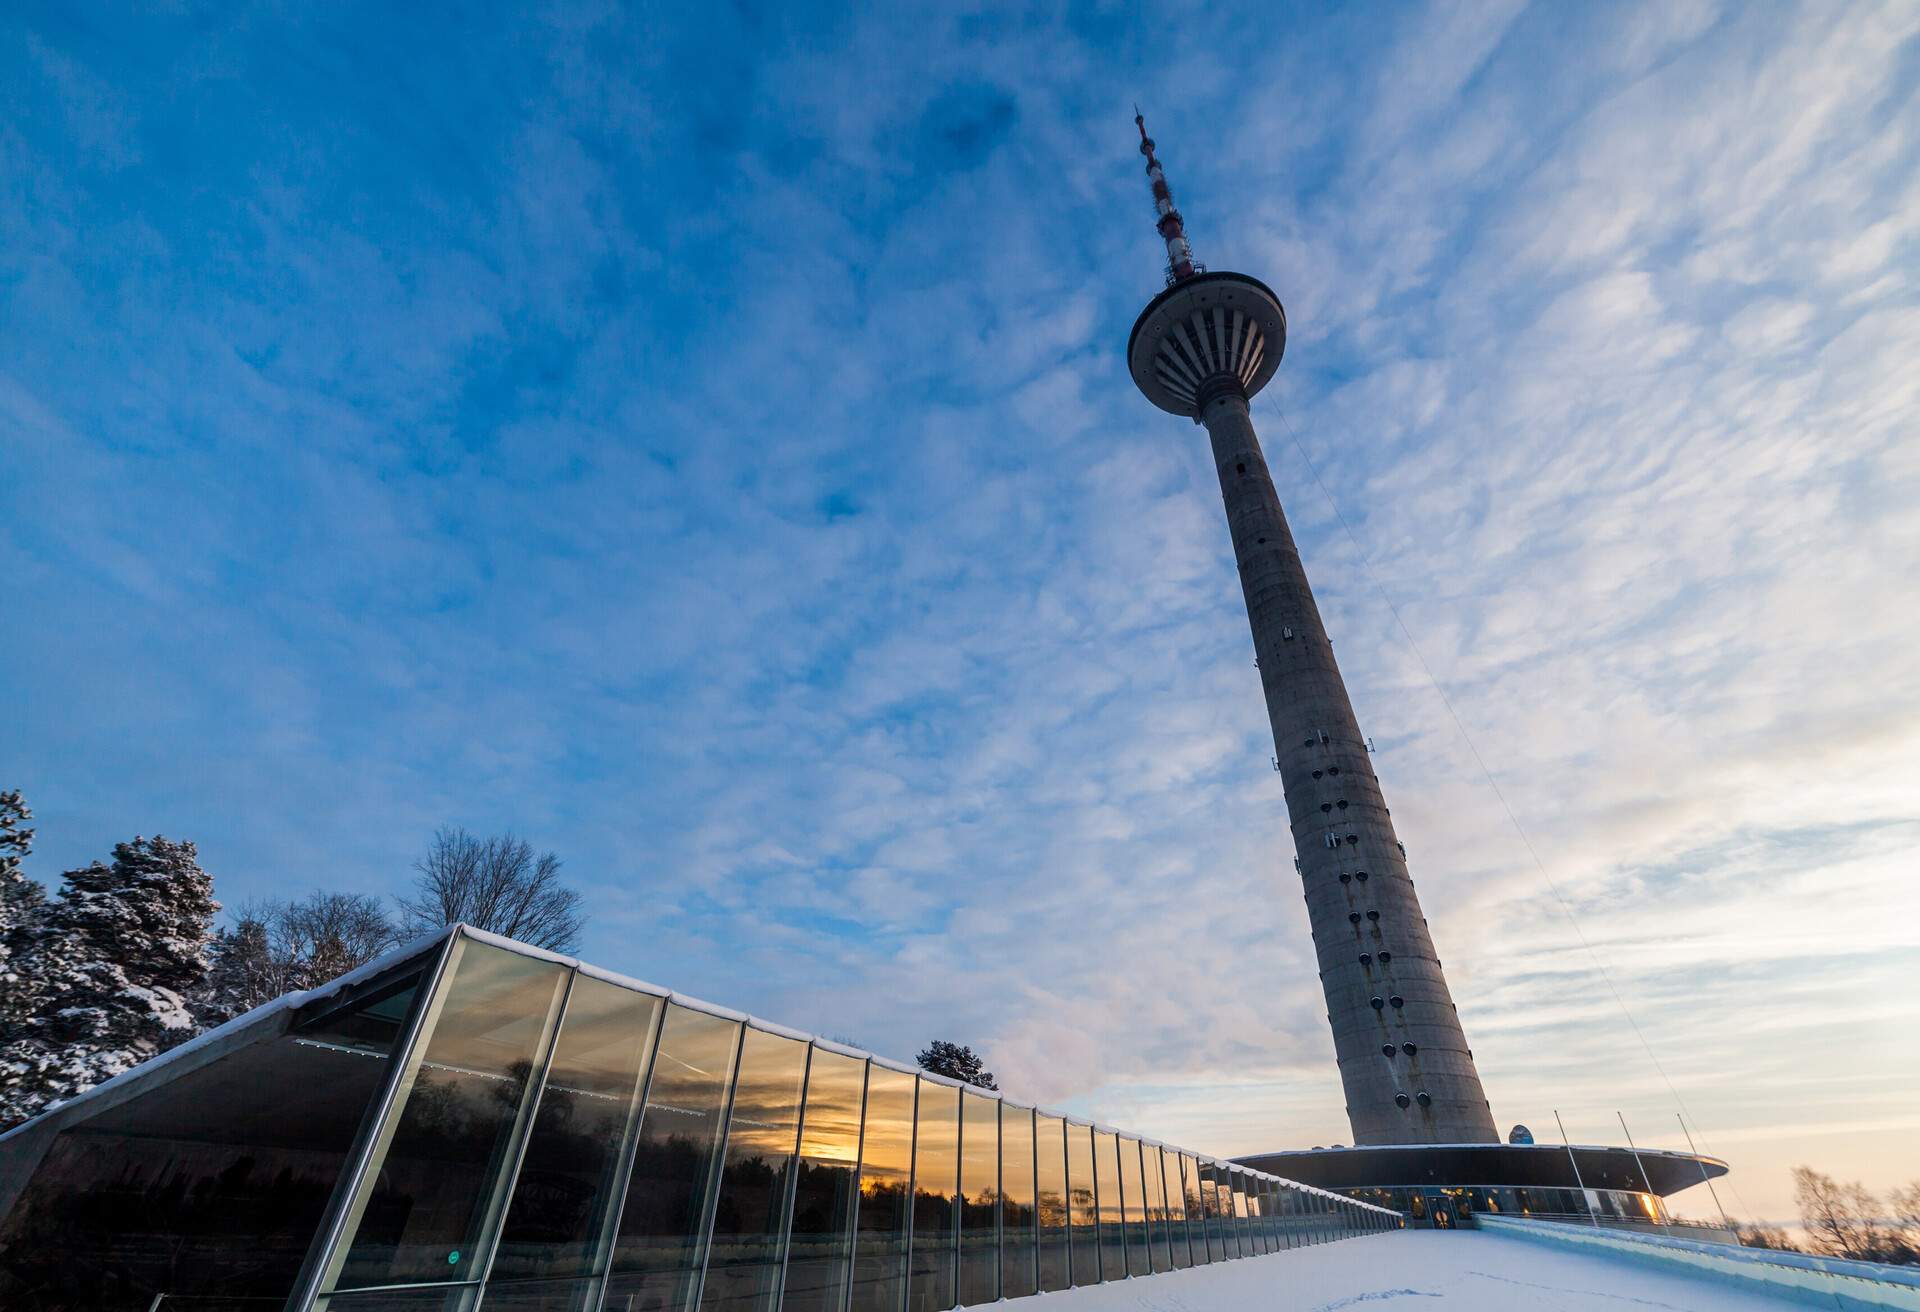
[907,1080,957,1312]
[1065,1124,1099,1287]
[957,1092,999,1308]
[699,1029,808,1312]
[602,1004,743,1312]
[1163,1150,1191,1270]
[848,1067,914,1312]
[778,1051,865,1312]
[1143,1145,1170,1274]
[998,1105,1037,1300]
[490,975,663,1299]
[328,938,569,1292]
[1033,1114,1069,1293]
[0,971,425,1310]
[1118,1137,1148,1277]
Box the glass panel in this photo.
[1118,1138,1148,1277]
[332,939,568,1291]
[1162,1151,1190,1270]
[602,1004,744,1312]
[700,1029,809,1312]
[957,1093,999,1307]
[1090,1131,1123,1281]
[1200,1164,1226,1263]
[998,1106,1036,1300]
[907,1080,958,1312]
[1141,1144,1169,1274]
[1181,1155,1208,1265]
[1032,1114,1069,1293]
[779,1051,865,1312]
[0,971,422,1310]
[848,1066,914,1312]
[1230,1173,1250,1257]
[1247,1177,1269,1255]
[1064,1125,1099,1286]
[492,976,663,1287]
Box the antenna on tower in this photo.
[1134,107,1199,285]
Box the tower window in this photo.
[1328,766,1340,775]
[1236,462,1246,474]
[1321,803,1332,813]
[1348,912,1362,924]
[1416,1091,1432,1108]
[1381,1044,1395,1057]
[1337,800,1349,810]
[1346,834,1359,845]
[1389,995,1404,1008]
[1370,997,1385,1010]
[1365,910,1379,922]
[1356,871,1369,882]
[1378,951,1392,963]
[1401,1043,1416,1055]
[1358,952,1372,965]
[1312,770,1324,779]
[1395,1093,1410,1108]
[1339,873,1352,884]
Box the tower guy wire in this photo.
[1260,387,1758,1224]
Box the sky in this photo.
[3,1,1916,1227]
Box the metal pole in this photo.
[1553,1111,1601,1229]
[1676,1113,1733,1230]
[1616,1112,1667,1229]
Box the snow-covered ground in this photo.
[1030,1230,1810,1310]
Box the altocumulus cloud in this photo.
[0,1,1914,1223]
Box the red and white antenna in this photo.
[1135,107,1197,285]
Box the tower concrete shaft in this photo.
[1120,115,1496,1141]
[1195,385,1497,1146]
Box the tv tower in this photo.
[1126,113,1498,1146]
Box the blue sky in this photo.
[4,2,1916,1223]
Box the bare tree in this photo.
[399,828,583,951]
[1794,1167,1909,1264]
[198,892,399,1025]
[277,891,399,984]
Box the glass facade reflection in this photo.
[957,1092,999,1308]
[0,928,1398,1312]
[1033,1114,1070,1294]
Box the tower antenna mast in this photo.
[1135,108,1197,285]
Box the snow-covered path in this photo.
[1026,1230,1809,1310]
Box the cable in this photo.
[1260,390,1759,1226]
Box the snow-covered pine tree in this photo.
[197,912,279,1028]
[0,834,219,1129]
[0,791,46,1036]
[0,791,42,983]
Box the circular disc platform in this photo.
[1128,271,1288,417]
[1235,1142,1729,1198]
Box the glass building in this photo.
[0,927,1399,1311]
